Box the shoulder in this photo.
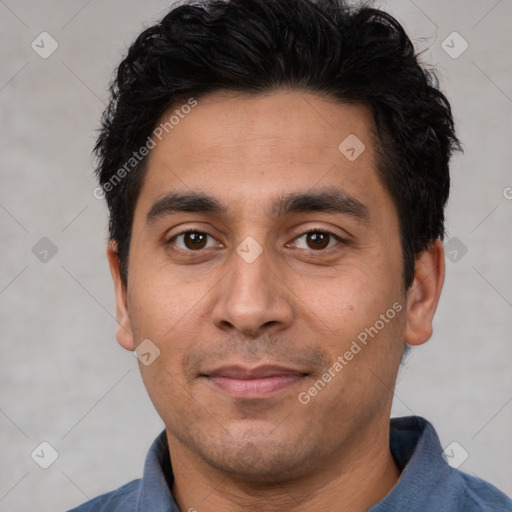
[452,470,512,512]
[385,416,512,512]
[66,478,141,512]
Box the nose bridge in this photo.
[211,240,292,335]
[226,243,273,311]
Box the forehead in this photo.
[156,90,375,166]
[134,90,395,224]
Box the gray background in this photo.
[1,1,511,510]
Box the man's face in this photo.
[112,90,413,480]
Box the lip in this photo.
[202,365,308,398]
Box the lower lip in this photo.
[206,374,304,398]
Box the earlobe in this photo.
[404,239,445,346]
[107,241,136,351]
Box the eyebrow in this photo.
[146,187,369,224]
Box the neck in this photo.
[168,416,400,512]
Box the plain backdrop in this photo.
[1,1,511,510]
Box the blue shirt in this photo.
[68,416,512,511]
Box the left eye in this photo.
[291,230,342,251]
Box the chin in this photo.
[187,424,316,483]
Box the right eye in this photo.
[167,230,222,252]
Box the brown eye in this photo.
[305,232,330,250]
[169,231,218,251]
[291,230,342,251]
[183,232,207,250]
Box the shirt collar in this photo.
[136,431,179,512]
[369,416,450,511]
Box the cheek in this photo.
[126,264,206,354]
[127,271,203,414]
[299,272,406,384]
[298,263,399,328]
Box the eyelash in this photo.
[167,227,345,254]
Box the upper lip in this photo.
[203,365,308,379]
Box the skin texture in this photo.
[108,90,445,512]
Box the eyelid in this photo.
[166,224,218,241]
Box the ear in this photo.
[107,240,136,351]
[404,238,445,346]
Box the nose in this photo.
[211,244,294,338]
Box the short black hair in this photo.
[95,0,461,287]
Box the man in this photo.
[70,0,512,510]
